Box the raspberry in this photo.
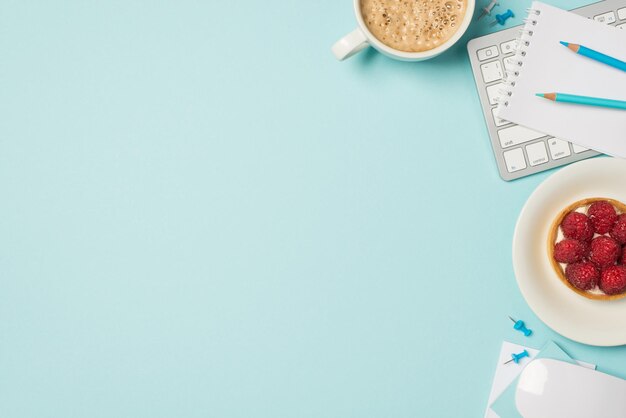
[560,211,594,242]
[565,261,599,291]
[590,236,621,267]
[553,239,588,264]
[621,246,626,265]
[588,200,618,234]
[600,265,626,295]
[610,214,626,245]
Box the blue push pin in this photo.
[509,316,532,337]
[504,349,530,364]
[490,9,514,26]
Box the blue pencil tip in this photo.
[559,41,569,47]
[535,93,544,98]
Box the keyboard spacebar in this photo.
[498,125,547,148]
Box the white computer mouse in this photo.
[516,358,626,418]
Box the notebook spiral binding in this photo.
[496,8,543,109]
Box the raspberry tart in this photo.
[549,198,626,300]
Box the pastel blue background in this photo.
[1,1,625,417]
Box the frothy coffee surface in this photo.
[361,0,468,52]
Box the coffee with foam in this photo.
[360,0,468,53]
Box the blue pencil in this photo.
[536,92,626,110]
[560,41,626,72]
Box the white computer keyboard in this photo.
[467,0,625,181]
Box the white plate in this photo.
[513,157,626,346]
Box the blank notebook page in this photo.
[497,1,626,158]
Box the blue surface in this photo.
[1,1,625,417]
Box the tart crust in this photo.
[548,198,626,301]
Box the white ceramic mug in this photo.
[332,0,475,61]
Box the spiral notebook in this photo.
[496,1,626,158]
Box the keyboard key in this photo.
[500,40,518,55]
[486,83,504,105]
[477,45,499,61]
[503,148,527,172]
[498,125,546,148]
[594,11,616,24]
[526,142,549,166]
[619,7,626,20]
[481,61,503,83]
[491,107,508,127]
[547,138,571,160]
[503,56,517,72]
[573,144,590,153]
[617,23,626,29]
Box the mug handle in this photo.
[332,28,369,61]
